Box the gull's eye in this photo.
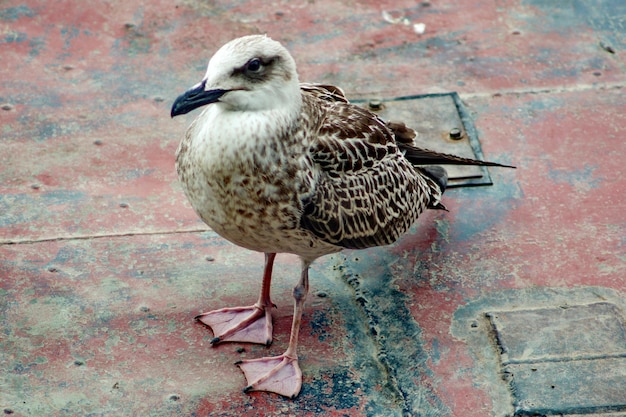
[246,58,262,73]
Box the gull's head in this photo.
[171,35,301,117]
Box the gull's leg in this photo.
[196,253,276,346]
[236,258,311,398]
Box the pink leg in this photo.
[237,258,311,398]
[196,253,276,346]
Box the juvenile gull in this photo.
[171,34,512,398]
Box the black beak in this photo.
[170,81,228,117]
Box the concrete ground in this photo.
[1,1,625,416]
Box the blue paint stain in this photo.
[2,31,27,44]
[526,93,565,113]
[341,253,450,416]
[547,164,602,189]
[13,100,94,141]
[522,0,626,48]
[309,309,330,342]
[49,246,91,269]
[42,189,87,205]
[125,168,156,180]
[28,36,46,57]
[60,26,81,50]
[430,338,441,365]
[520,0,587,32]
[34,121,65,141]
[446,176,522,242]
[0,5,35,21]
[298,366,361,411]
[0,191,87,228]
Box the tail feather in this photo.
[399,142,515,168]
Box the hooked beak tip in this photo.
[171,81,228,117]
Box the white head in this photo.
[171,35,302,117]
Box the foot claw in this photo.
[210,336,221,345]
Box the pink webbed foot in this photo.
[237,354,302,399]
[195,304,273,346]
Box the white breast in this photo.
[175,105,339,258]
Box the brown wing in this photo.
[298,91,441,249]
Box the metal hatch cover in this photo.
[486,302,626,415]
[355,92,497,188]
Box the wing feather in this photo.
[296,84,512,249]
[298,88,438,249]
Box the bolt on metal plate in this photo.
[357,92,497,188]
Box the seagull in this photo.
[171,34,513,398]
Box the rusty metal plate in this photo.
[356,92,495,188]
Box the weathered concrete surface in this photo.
[1,0,625,416]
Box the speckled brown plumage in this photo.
[296,87,439,249]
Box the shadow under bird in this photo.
[171,34,513,398]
